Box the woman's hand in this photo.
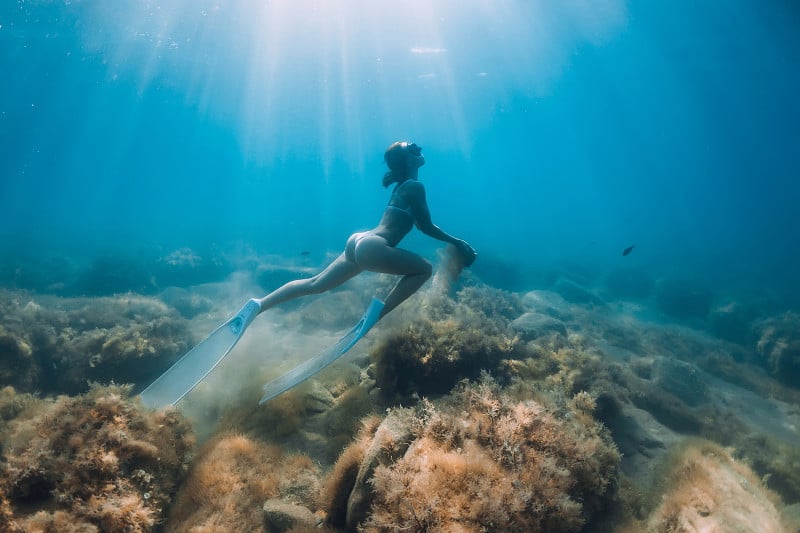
[455,239,477,266]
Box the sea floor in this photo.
[1,250,799,531]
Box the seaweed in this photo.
[636,440,792,532]
[371,317,521,402]
[324,377,620,532]
[756,312,800,388]
[0,384,193,531]
[0,290,192,395]
[164,433,321,532]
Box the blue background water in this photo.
[2,1,799,305]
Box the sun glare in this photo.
[75,0,628,171]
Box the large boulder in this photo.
[651,356,709,406]
[643,441,789,532]
[323,380,620,532]
[522,290,574,321]
[510,312,568,341]
[553,279,605,306]
[0,291,192,395]
[755,312,800,388]
[345,414,416,530]
[0,385,193,532]
[263,499,316,533]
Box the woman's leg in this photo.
[353,235,432,317]
[257,253,362,313]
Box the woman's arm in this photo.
[406,181,477,263]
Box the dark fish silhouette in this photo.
[300,251,311,256]
[622,245,635,256]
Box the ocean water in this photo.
[2,0,798,304]
[2,0,800,530]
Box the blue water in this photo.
[2,0,799,306]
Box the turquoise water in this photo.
[1,0,799,303]
[3,3,800,529]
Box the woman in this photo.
[256,141,477,320]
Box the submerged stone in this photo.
[263,499,316,533]
[651,356,708,406]
[510,312,568,341]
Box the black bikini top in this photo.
[386,180,414,219]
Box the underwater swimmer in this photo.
[138,141,477,408]
[256,141,477,320]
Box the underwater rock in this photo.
[304,381,336,413]
[597,318,645,353]
[654,278,714,321]
[522,289,575,321]
[0,384,193,532]
[709,301,758,345]
[565,349,710,437]
[0,387,36,436]
[603,403,679,484]
[65,248,231,297]
[370,315,522,402]
[0,326,38,391]
[455,285,526,322]
[263,499,316,532]
[165,433,321,532]
[651,356,709,406]
[510,311,568,341]
[0,254,79,294]
[151,247,230,288]
[159,286,214,318]
[0,290,192,395]
[755,312,800,388]
[642,440,791,532]
[225,372,377,468]
[739,433,800,506]
[345,413,416,530]
[70,254,157,296]
[278,468,323,513]
[319,417,380,529]
[553,278,605,306]
[324,379,620,532]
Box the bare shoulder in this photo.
[402,180,426,198]
[400,181,428,210]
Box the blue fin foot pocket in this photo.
[259,297,385,405]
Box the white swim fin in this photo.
[139,298,261,409]
[259,297,384,405]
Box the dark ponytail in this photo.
[382,141,408,188]
[382,170,400,188]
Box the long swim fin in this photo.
[139,298,261,409]
[259,297,384,405]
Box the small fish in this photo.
[300,251,310,256]
[622,245,635,256]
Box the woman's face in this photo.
[406,143,425,170]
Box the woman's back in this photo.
[374,180,417,246]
